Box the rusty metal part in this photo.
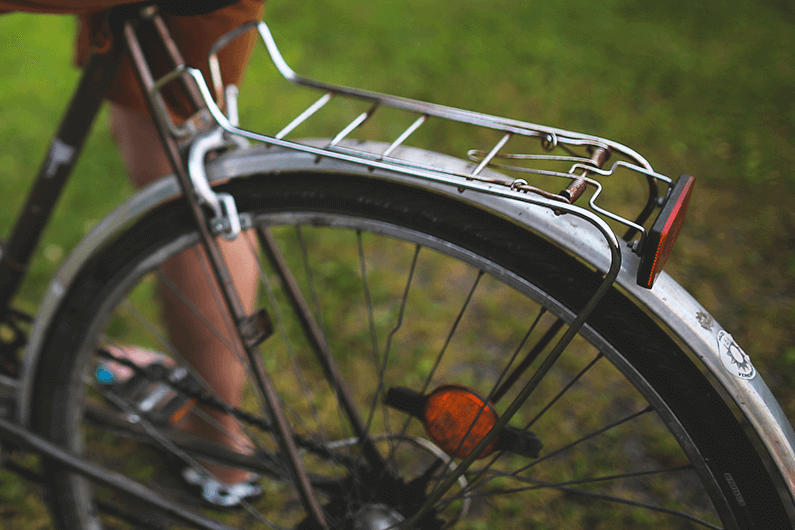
[559,146,610,204]
[239,308,274,348]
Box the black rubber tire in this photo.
[31,173,791,529]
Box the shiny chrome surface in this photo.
[203,22,674,248]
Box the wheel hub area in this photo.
[352,504,405,530]
[316,465,443,530]
[298,435,460,530]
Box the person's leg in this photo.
[110,102,259,484]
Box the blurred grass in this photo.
[0,0,793,526]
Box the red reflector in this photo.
[637,175,696,289]
[423,385,499,459]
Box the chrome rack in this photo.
[154,21,674,252]
[225,22,671,248]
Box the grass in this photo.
[0,0,793,527]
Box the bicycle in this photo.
[0,3,793,529]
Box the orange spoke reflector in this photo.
[637,174,696,289]
[422,385,499,459]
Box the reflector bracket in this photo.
[637,174,696,289]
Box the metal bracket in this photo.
[187,128,242,241]
[239,308,274,349]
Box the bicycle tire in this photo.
[31,170,791,529]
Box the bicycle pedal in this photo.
[97,362,197,426]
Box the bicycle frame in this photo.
[1,4,794,529]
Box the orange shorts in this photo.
[0,0,265,117]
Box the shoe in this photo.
[181,466,263,508]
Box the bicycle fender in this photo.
[18,141,795,505]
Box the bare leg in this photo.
[110,103,257,484]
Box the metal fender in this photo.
[18,141,795,503]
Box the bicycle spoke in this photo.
[519,405,654,473]
[357,230,398,463]
[459,470,721,530]
[157,270,234,352]
[487,307,548,399]
[380,244,422,447]
[178,244,322,520]
[524,352,604,429]
[433,400,656,519]
[470,464,695,495]
[296,225,328,334]
[256,228,368,517]
[381,245,422,376]
[82,402,283,476]
[249,233,332,439]
[187,243,275,424]
[492,316,564,404]
[295,227,356,456]
[255,228,346,444]
[420,269,484,395]
[370,244,422,493]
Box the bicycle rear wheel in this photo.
[32,170,791,529]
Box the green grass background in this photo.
[0,0,793,527]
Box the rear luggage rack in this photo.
[155,21,691,288]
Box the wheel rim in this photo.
[55,207,730,529]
